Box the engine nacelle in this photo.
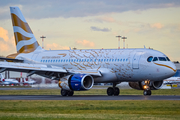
[129,80,163,90]
[59,74,94,91]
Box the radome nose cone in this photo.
[169,62,177,76]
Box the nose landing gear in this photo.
[143,80,151,96]
[107,83,120,96]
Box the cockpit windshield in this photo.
[166,57,170,61]
[153,57,158,61]
[158,57,166,61]
[148,56,171,62]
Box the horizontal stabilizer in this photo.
[0,57,24,62]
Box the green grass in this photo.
[0,88,180,95]
[0,100,179,120]
[0,88,180,119]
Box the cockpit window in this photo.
[166,57,170,61]
[158,57,166,61]
[147,56,153,62]
[153,57,158,61]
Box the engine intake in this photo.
[59,74,94,91]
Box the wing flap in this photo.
[67,69,102,77]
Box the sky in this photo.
[0,0,180,61]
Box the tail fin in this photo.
[10,7,42,53]
[0,73,4,81]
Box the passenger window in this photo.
[166,57,170,61]
[153,57,158,61]
[147,56,153,62]
[158,57,166,61]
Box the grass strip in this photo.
[0,100,179,120]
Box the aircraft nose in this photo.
[168,62,177,76]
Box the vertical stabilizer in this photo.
[0,73,4,81]
[10,7,42,53]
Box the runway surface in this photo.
[0,95,180,100]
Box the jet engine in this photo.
[129,80,163,90]
[59,74,94,91]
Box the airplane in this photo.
[0,73,19,86]
[163,77,180,85]
[0,6,176,96]
[20,78,36,85]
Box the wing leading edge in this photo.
[0,62,102,80]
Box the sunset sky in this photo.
[0,0,180,61]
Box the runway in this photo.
[0,95,180,100]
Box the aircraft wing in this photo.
[0,62,67,79]
[0,62,103,80]
[67,69,102,77]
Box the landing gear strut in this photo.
[61,89,74,96]
[107,83,120,96]
[143,80,151,96]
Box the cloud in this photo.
[0,27,9,42]
[46,43,69,50]
[91,26,111,32]
[0,27,16,56]
[1,0,180,19]
[75,40,95,47]
[151,23,164,29]
[85,16,117,24]
[0,27,15,54]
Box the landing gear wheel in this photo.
[107,87,114,96]
[61,89,68,96]
[68,91,74,96]
[114,87,120,96]
[143,90,151,96]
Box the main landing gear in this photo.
[143,80,151,96]
[107,83,120,96]
[61,89,74,96]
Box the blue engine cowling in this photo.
[59,74,94,91]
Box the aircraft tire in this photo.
[114,87,120,96]
[107,87,114,96]
[68,91,74,96]
[143,90,151,96]
[61,89,68,96]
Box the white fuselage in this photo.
[16,48,176,83]
[0,79,19,85]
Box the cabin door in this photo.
[132,52,142,69]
